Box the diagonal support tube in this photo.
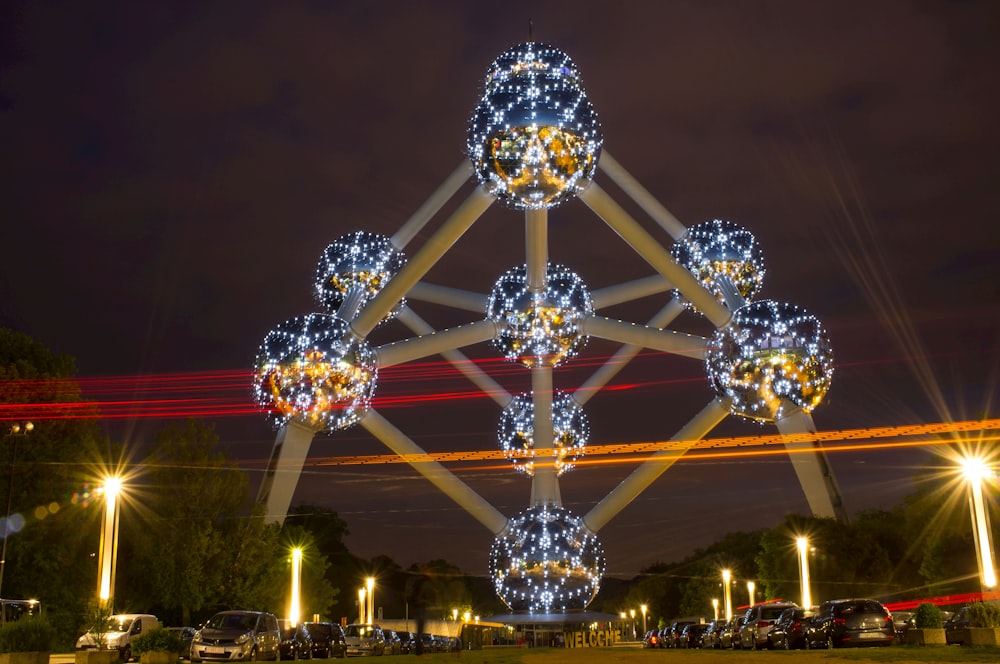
[581,315,707,360]
[360,409,509,535]
[351,186,495,340]
[579,183,732,329]
[391,161,474,250]
[407,282,489,313]
[591,275,673,309]
[374,319,499,367]
[776,404,849,522]
[598,151,688,240]
[258,419,319,525]
[583,397,731,533]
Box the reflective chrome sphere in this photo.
[498,392,588,477]
[487,264,593,367]
[671,219,765,310]
[490,505,605,612]
[253,313,377,432]
[468,42,603,209]
[314,231,406,322]
[706,300,834,423]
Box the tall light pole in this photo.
[630,608,636,639]
[640,604,647,636]
[358,587,366,624]
[722,569,732,621]
[712,598,719,621]
[289,548,302,626]
[366,577,375,625]
[98,476,123,608]
[0,421,32,598]
[747,580,756,608]
[962,456,998,591]
[797,537,812,609]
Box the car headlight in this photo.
[235,632,252,645]
[192,632,203,644]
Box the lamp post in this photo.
[796,537,812,608]
[712,598,719,621]
[358,587,366,624]
[961,457,998,591]
[366,577,375,625]
[630,608,636,639]
[0,421,32,598]
[289,548,302,626]
[640,604,647,636]
[98,476,123,608]
[747,580,755,608]
[722,569,732,621]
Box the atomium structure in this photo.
[253,41,845,614]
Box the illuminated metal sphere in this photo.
[706,300,834,423]
[489,505,605,612]
[314,231,406,322]
[486,264,593,367]
[468,42,603,209]
[498,392,588,477]
[253,313,377,432]
[671,219,765,310]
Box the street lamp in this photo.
[452,608,458,622]
[98,476,123,608]
[747,580,755,608]
[722,569,732,621]
[961,456,998,590]
[366,577,375,625]
[712,598,719,621]
[630,609,636,639]
[0,421,32,598]
[358,587,366,624]
[796,537,812,608]
[289,548,302,626]
[640,604,647,636]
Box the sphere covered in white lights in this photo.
[490,505,605,612]
[254,313,377,432]
[498,392,588,476]
[671,219,765,310]
[314,231,406,322]
[487,264,593,367]
[706,300,833,423]
[468,42,603,209]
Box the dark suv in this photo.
[303,621,347,658]
[191,610,281,662]
[805,598,894,648]
[740,603,799,650]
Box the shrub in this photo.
[131,626,184,655]
[965,602,1000,629]
[0,616,55,653]
[914,602,943,628]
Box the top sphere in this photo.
[671,219,765,311]
[468,42,603,209]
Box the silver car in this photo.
[343,624,385,657]
[191,611,281,662]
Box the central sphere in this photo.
[490,505,605,612]
[486,264,593,367]
[498,391,588,477]
[468,42,603,209]
[253,313,377,432]
[706,300,834,423]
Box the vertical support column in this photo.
[258,419,318,525]
[529,365,560,507]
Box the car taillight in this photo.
[791,621,801,630]
[759,621,772,627]
[651,636,658,645]
[833,618,846,626]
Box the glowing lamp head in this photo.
[314,231,406,322]
[706,300,834,423]
[253,313,377,432]
[487,263,593,367]
[498,391,588,476]
[671,219,765,310]
[103,477,122,498]
[489,505,604,612]
[468,42,603,209]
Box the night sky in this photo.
[1,1,998,579]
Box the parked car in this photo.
[277,621,313,660]
[805,598,895,648]
[190,610,281,662]
[302,621,347,659]
[720,616,746,649]
[944,606,971,645]
[766,607,812,650]
[343,624,385,657]
[655,626,671,648]
[666,620,695,648]
[166,627,196,660]
[700,619,725,649]
[740,602,799,650]
[381,629,402,655]
[76,613,160,662]
[677,622,709,648]
[642,629,660,648]
[891,611,916,640]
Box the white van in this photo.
[76,613,159,662]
